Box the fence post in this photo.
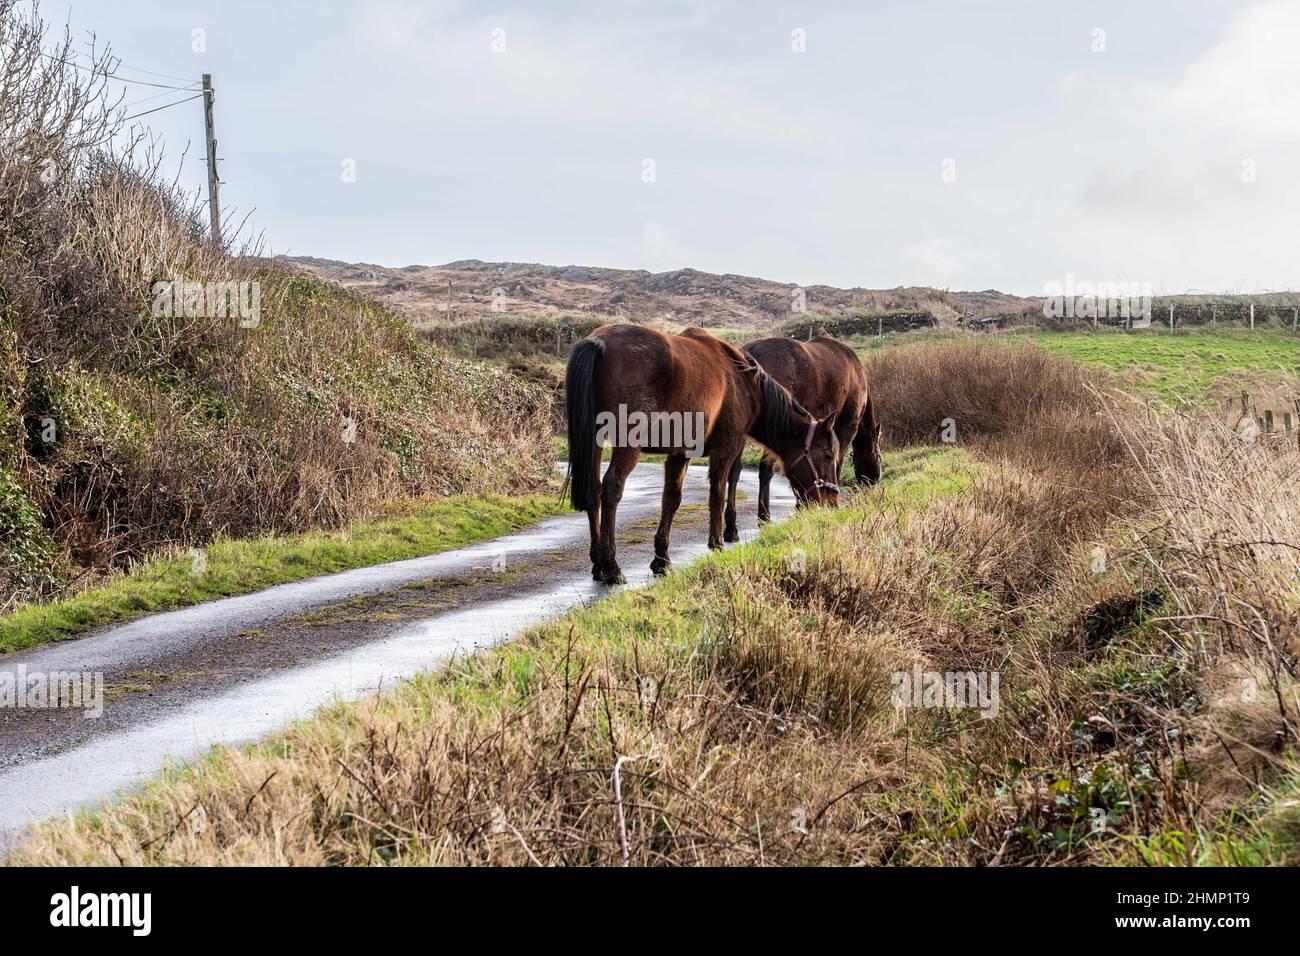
[1293,306,1298,333]
[1250,302,1255,331]
[1264,409,1274,432]
[1168,304,1174,331]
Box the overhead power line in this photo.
[120,84,203,110]
[121,92,204,122]
[39,51,196,90]
[106,62,198,84]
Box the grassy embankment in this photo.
[13,337,1298,866]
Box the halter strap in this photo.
[786,419,839,499]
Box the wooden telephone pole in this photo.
[202,73,221,246]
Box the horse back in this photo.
[585,324,746,447]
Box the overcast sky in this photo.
[55,0,1300,295]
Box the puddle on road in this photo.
[0,463,794,842]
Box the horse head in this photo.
[750,365,840,506]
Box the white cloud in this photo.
[1161,0,1300,141]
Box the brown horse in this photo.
[724,334,881,539]
[566,324,839,585]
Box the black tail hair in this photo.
[565,337,606,511]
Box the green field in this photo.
[850,327,1299,405]
[1023,330,1300,402]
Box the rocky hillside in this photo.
[284,256,1036,331]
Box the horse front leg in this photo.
[593,446,639,585]
[757,455,773,523]
[834,419,856,489]
[707,452,737,550]
[651,454,689,575]
[723,453,743,543]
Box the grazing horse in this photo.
[724,334,881,539]
[566,324,839,585]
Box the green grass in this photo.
[1123,763,1300,866]
[1022,329,1300,403]
[848,326,1300,405]
[0,492,566,655]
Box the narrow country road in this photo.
[0,462,795,843]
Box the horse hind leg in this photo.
[587,445,602,565]
[593,445,639,585]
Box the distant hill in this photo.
[282,256,1038,330]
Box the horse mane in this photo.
[752,362,809,446]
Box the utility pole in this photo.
[202,73,221,246]
[446,280,452,321]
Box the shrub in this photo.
[420,314,604,360]
[779,310,936,340]
[0,465,59,605]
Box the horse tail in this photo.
[565,336,606,511]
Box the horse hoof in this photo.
[596,565,625,585]
[723,527,740,543]
[650,557,671,576]
[708,539,724,551]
